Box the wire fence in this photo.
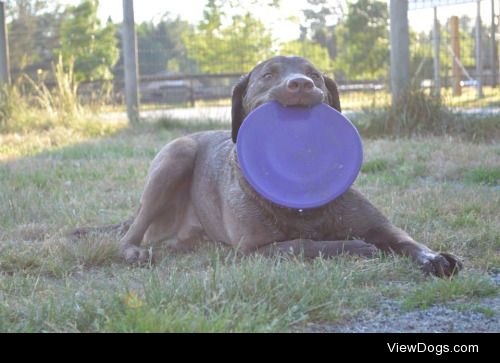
[6,1,500,114]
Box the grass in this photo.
[402,274,498,310]
[463,167,500,186]
[0,111,499,332]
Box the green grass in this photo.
[0,115,499,332]
[402,274,497,310]
[463,167,500,186]
[361,159,389,174]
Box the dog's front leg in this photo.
[253,239,378,259]
[120,137,198,264]
[363,223,462,277]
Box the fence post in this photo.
[451,16,462,96]
[475,0,484,98]
[389,0,410,105]
[0,1,11,85]
[492,0,498,87]
[122,0,140,125]
[432,7,441,98]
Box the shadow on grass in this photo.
[0,116,230,229]
[0,117,233,270]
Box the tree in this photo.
[184,1,274,73]
[300,0,348,58]
[6,0,62,75]
[334,0,389,80]
[136,15,196,75]
[220,13,274,72]
[279,40,333,71]
[183,0,224,73]
[59,0,118,81]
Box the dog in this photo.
[117,56,462,277]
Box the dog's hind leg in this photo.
[69,217,134,240]
[120,137,198,264]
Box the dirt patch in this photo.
[308,274,500,333]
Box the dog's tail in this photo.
[69,217,134,239]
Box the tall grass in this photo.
[23,55,81,120]
[0,56,116,134]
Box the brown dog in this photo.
[119,56,462,277]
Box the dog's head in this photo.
[231,56,341,143]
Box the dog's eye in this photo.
[308,72,321,80]
[262,73,273,80]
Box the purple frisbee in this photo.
[236,101,363,209]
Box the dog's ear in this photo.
[324,76,342,113]
[232,73,251,143]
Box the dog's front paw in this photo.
[121,245,153,265]
[417,250,463,277]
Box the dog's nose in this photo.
[286,76,315,94]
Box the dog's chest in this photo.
[263,207,336,240]
[235,170,338,240]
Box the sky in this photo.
[63,0,497,41]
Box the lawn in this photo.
[0,114,498,332]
